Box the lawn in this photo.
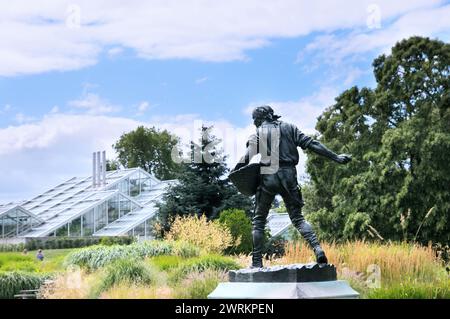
[1,240,449,299]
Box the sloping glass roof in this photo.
[7,168,173,238]
[0,203,43,222]
[267,212,292,237]
[24,190,119,237]
[93,181,173,237]
[2,167,172,238]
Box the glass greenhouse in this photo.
[0,168,175,240]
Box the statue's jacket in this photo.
[245,120,313,168]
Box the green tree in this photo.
[306,36,450,244]
[218,209,253,254]
[113,126,181,180]
[157,126,253,231]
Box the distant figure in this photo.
[36,249,44,261]
[22,248,28,255]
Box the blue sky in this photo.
[0,0,449,202]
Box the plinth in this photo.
[208,263,359,299]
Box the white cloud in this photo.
[0,110,248,202]
[0,83,340,202]
[195,76,209,84]
[15,113,36,124]
[107,47,124,58]
[136,101,151,115]
[0,0,445,76]
[68,92,120,115]
[0,113,142,202]
[298,3,450,84]
[50,106,60,114]
[0,104,12,114]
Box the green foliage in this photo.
[93,259,160,298]
[65,242,167,270]
[173,270,226,299]
[0,243,25,252]
[366,280,450,299]
[149,255,183,271]
[157,126,253,231]
[0,254,37,272]
[23,237,135,251]
[0,272,49,299]
[99,236,136,246]
[172,241,201,259]
[305,36,450,244]
[218,209,253,254]
[169,254,239,283]
[65,240,198,271]
[263,235,287,259]
[113,126,181,180]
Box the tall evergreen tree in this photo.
[305,37,450,244]
[157,126,253,231]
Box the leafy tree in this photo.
[157,126,253,231]
[106,159,121,171]
[113,126,181,180]
[218,209,253,254]
[305,36,450,244]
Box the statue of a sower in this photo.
[233,106,352,268]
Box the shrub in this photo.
[0,243,25,252]
[39,269,97,299]
[169,255,239,283]
[24,237,129,251]
[264,236,287,259]
[149,255,183,271]
[218,209,253,254]
[172,241,201,258]
[165,215,233,254]
[366,280,450,299]
[0,272,49,299]
[173,269,228,299]
[92,259,160,297]
[65,241,175,270]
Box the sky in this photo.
[1,0,449,203]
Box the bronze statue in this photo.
[231,106,351,268]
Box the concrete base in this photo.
[208,280,360,299]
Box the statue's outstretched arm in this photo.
[307,140,352,164]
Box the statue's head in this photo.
[252,105,281,127]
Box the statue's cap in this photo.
[252,105,281,121]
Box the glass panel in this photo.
[69,217,82,237]
[118,178,130,196]
[82,209,95,236]
[129,171,141,197]
[3,211,17,237]
[56,224,69,236]
[120,198,131,217]
[108,195,120,223]
[140,174,153,195]
[94,202,108,232]
[134,222,145,237]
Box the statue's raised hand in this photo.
[336,154,352,164]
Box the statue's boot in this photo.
[314,246,328,264]
[291,213,329,265]
[251,228,265,268]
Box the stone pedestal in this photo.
[208,263,359,299]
